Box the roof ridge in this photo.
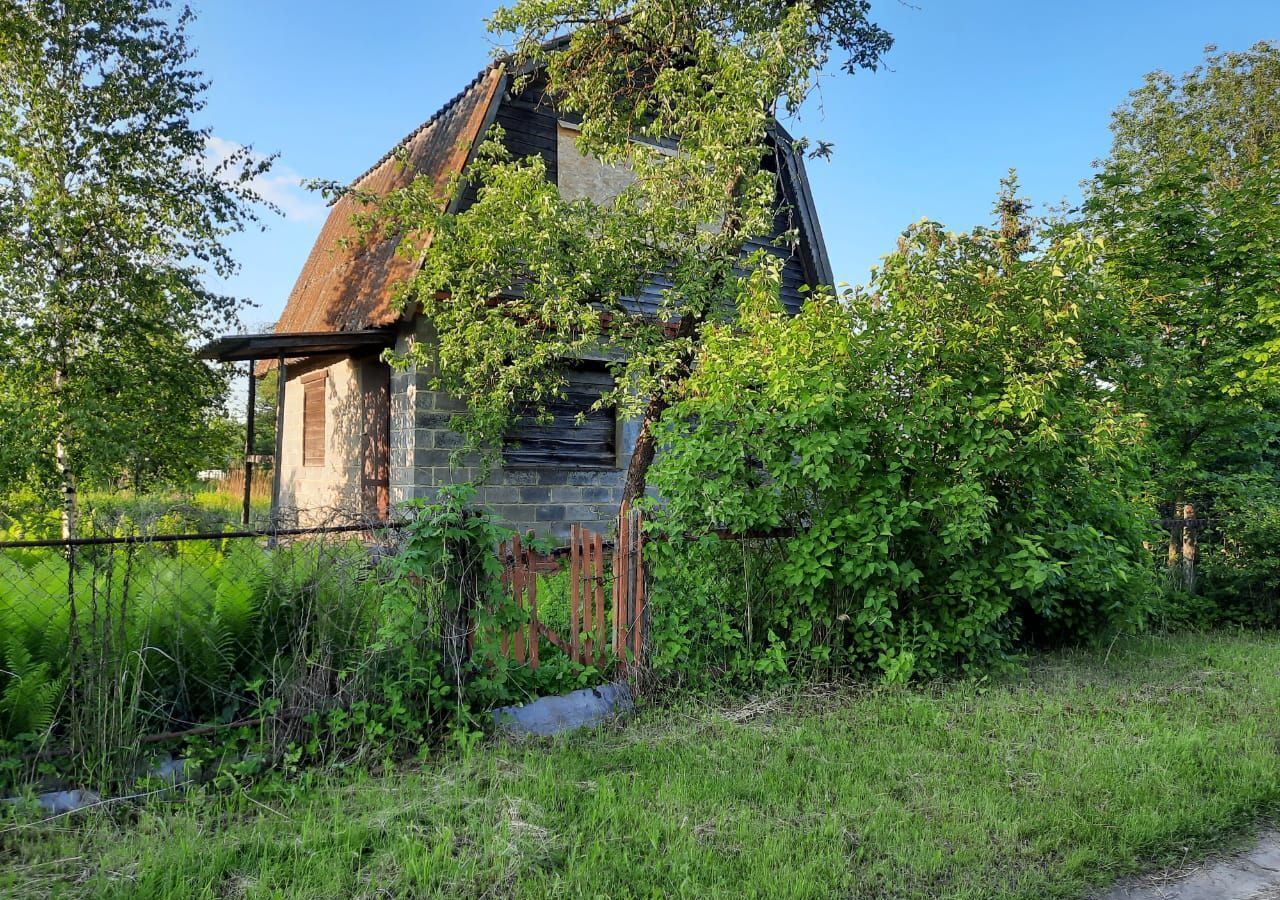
[348,61,502,189]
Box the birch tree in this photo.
[0,0,268,534]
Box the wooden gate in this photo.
[495,503,647,671]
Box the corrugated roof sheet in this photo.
[271,65,504,337]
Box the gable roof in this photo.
[270,60,832,341]
[771,122,834,288]
[272,65,505,336]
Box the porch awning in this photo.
[199,329,394,363]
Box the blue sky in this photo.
[187,1,1280,331]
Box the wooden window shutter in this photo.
[302,372,326,467]
[503,363,616,468]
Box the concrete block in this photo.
[581,486,621,503]
[564,470,612,486]
[433,392,469,412]
[491,503,529,520]
[433,429,466,450]
[516,486,553,504]
[563,505,608,524]
[433,466,477,485]
[495,469,540,486]
[478,485,526,507]
[414,411,453,430]
[550,486,587,504]
[413,448,454,469]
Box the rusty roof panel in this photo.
[272,65,505,336]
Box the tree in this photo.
[1081,42,1280,587]
[368,0,892,504]
[252,367,279,461]
[643,182,1154,680]
[0,0,269,533]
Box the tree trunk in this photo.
[620,313,701,506]
[621,392,667,506]
[618,170,748,508]
[54,366,78,540]
[1165,496,1183,589]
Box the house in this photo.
[202,57,832,538]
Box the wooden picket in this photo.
[494,503,647,672]
[612,501,646,665]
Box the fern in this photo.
[0,635,63,739]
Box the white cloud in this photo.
[204,135,328,224]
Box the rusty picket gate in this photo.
[494,502,648,672]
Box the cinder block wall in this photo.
[389,319,638,539]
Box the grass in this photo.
[3,630,1279,899]
[0,487,271,543]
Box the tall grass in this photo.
[0,488,271,544]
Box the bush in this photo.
[647,190,1158,685]
[1195,474,1280,627]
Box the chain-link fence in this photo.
[0,511,410,785]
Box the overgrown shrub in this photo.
[1195,474,1280,627]
[648,187,1158,684]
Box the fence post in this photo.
[512,533,525,664]
[1181,503,1198,595]
[593,530,605,667]
[65,541,78,737]
[616,502,629,665]
[242,360,257,526]
[570,524,581,665]
[633,505,647,666]
[528,543,539,670]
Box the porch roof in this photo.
[198,329,394,363]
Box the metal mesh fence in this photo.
[0,510,407,755]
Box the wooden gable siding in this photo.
[496,89,558,183]
[454,79,558,213]
[622,191,811,317]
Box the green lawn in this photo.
[3,631,1279,899]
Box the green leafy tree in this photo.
[0,0,269,533]
[1081,42,1280,583]
[368,0,892,503]
[251,367,278,460]
[646,183,1157,681]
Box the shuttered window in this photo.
[302,371,326,467]
[503,364,617,468]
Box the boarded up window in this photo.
[503,364,616,468]
[302,371,326,467]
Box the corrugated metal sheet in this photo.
[272,65,504,337]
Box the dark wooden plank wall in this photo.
[454,79,557,214]
[496,88,558,182]
[503,365,617,468]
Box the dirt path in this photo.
[1099,831,1280,900]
